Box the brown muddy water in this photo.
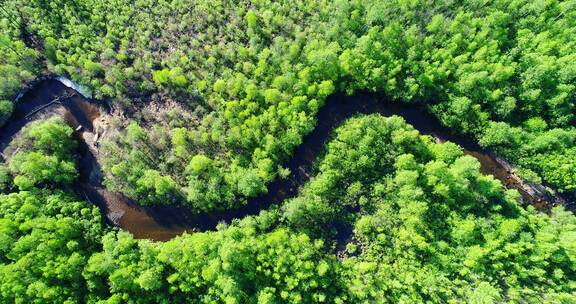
[0,80,572,241]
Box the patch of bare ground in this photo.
[138,93,204,129]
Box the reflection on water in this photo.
[80,186,191,241]
[1,80,572,241]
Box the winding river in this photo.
[1,79,572,241]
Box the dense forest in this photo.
[1,116,574,303]
[0,0,575,303]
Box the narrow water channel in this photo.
[0,79,571,241]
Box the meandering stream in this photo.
[0,79,572,241]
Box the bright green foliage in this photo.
[283,115,576,302]
[0,100,13,127]
[84,227,338,303]
[17,117,77,157]
[0,165,10,190]
[531,147,576,192]
[135,169,180,204]
[480,122,576,191]
[0,115,106,303]
[0,112,575,303]
[7,118,77,189]
[0,1,575,303]
[1,0,568,208]
[10,151,77,189]
[188,154,211,173]
[0,24,39,102]
[0,189,106,303]
[152,67,187,88]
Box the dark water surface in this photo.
[1,80,572,241]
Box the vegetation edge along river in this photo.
[2,1,575,302]
[1,77,572,241]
